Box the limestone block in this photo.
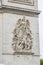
[1,13,40,65]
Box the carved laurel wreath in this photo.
[12,17,32,52]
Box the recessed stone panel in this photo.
[8,0,34,5]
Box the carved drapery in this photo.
[12,17,32,53]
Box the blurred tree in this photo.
[40,59,43,65]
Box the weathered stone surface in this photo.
[2,0,38,10]
[9,0,34,5]
[0,0,40,65]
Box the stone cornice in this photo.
[0,5,41,15]
[2,52,34,55]
[2,5,41,14]
[2,53,40,56]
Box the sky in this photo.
[38,0,43,59]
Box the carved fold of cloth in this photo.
[12,17,32,52]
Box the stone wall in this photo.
[0,0,40,65]
[2,12,40,65]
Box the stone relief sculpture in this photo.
[12,17,32,53]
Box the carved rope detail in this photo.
[12,17,32,52]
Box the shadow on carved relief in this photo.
[12,16,33,55]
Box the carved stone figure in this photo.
[12,17,32,52]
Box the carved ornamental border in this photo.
[8,0,34,6]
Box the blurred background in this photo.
[38,0,43,59]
